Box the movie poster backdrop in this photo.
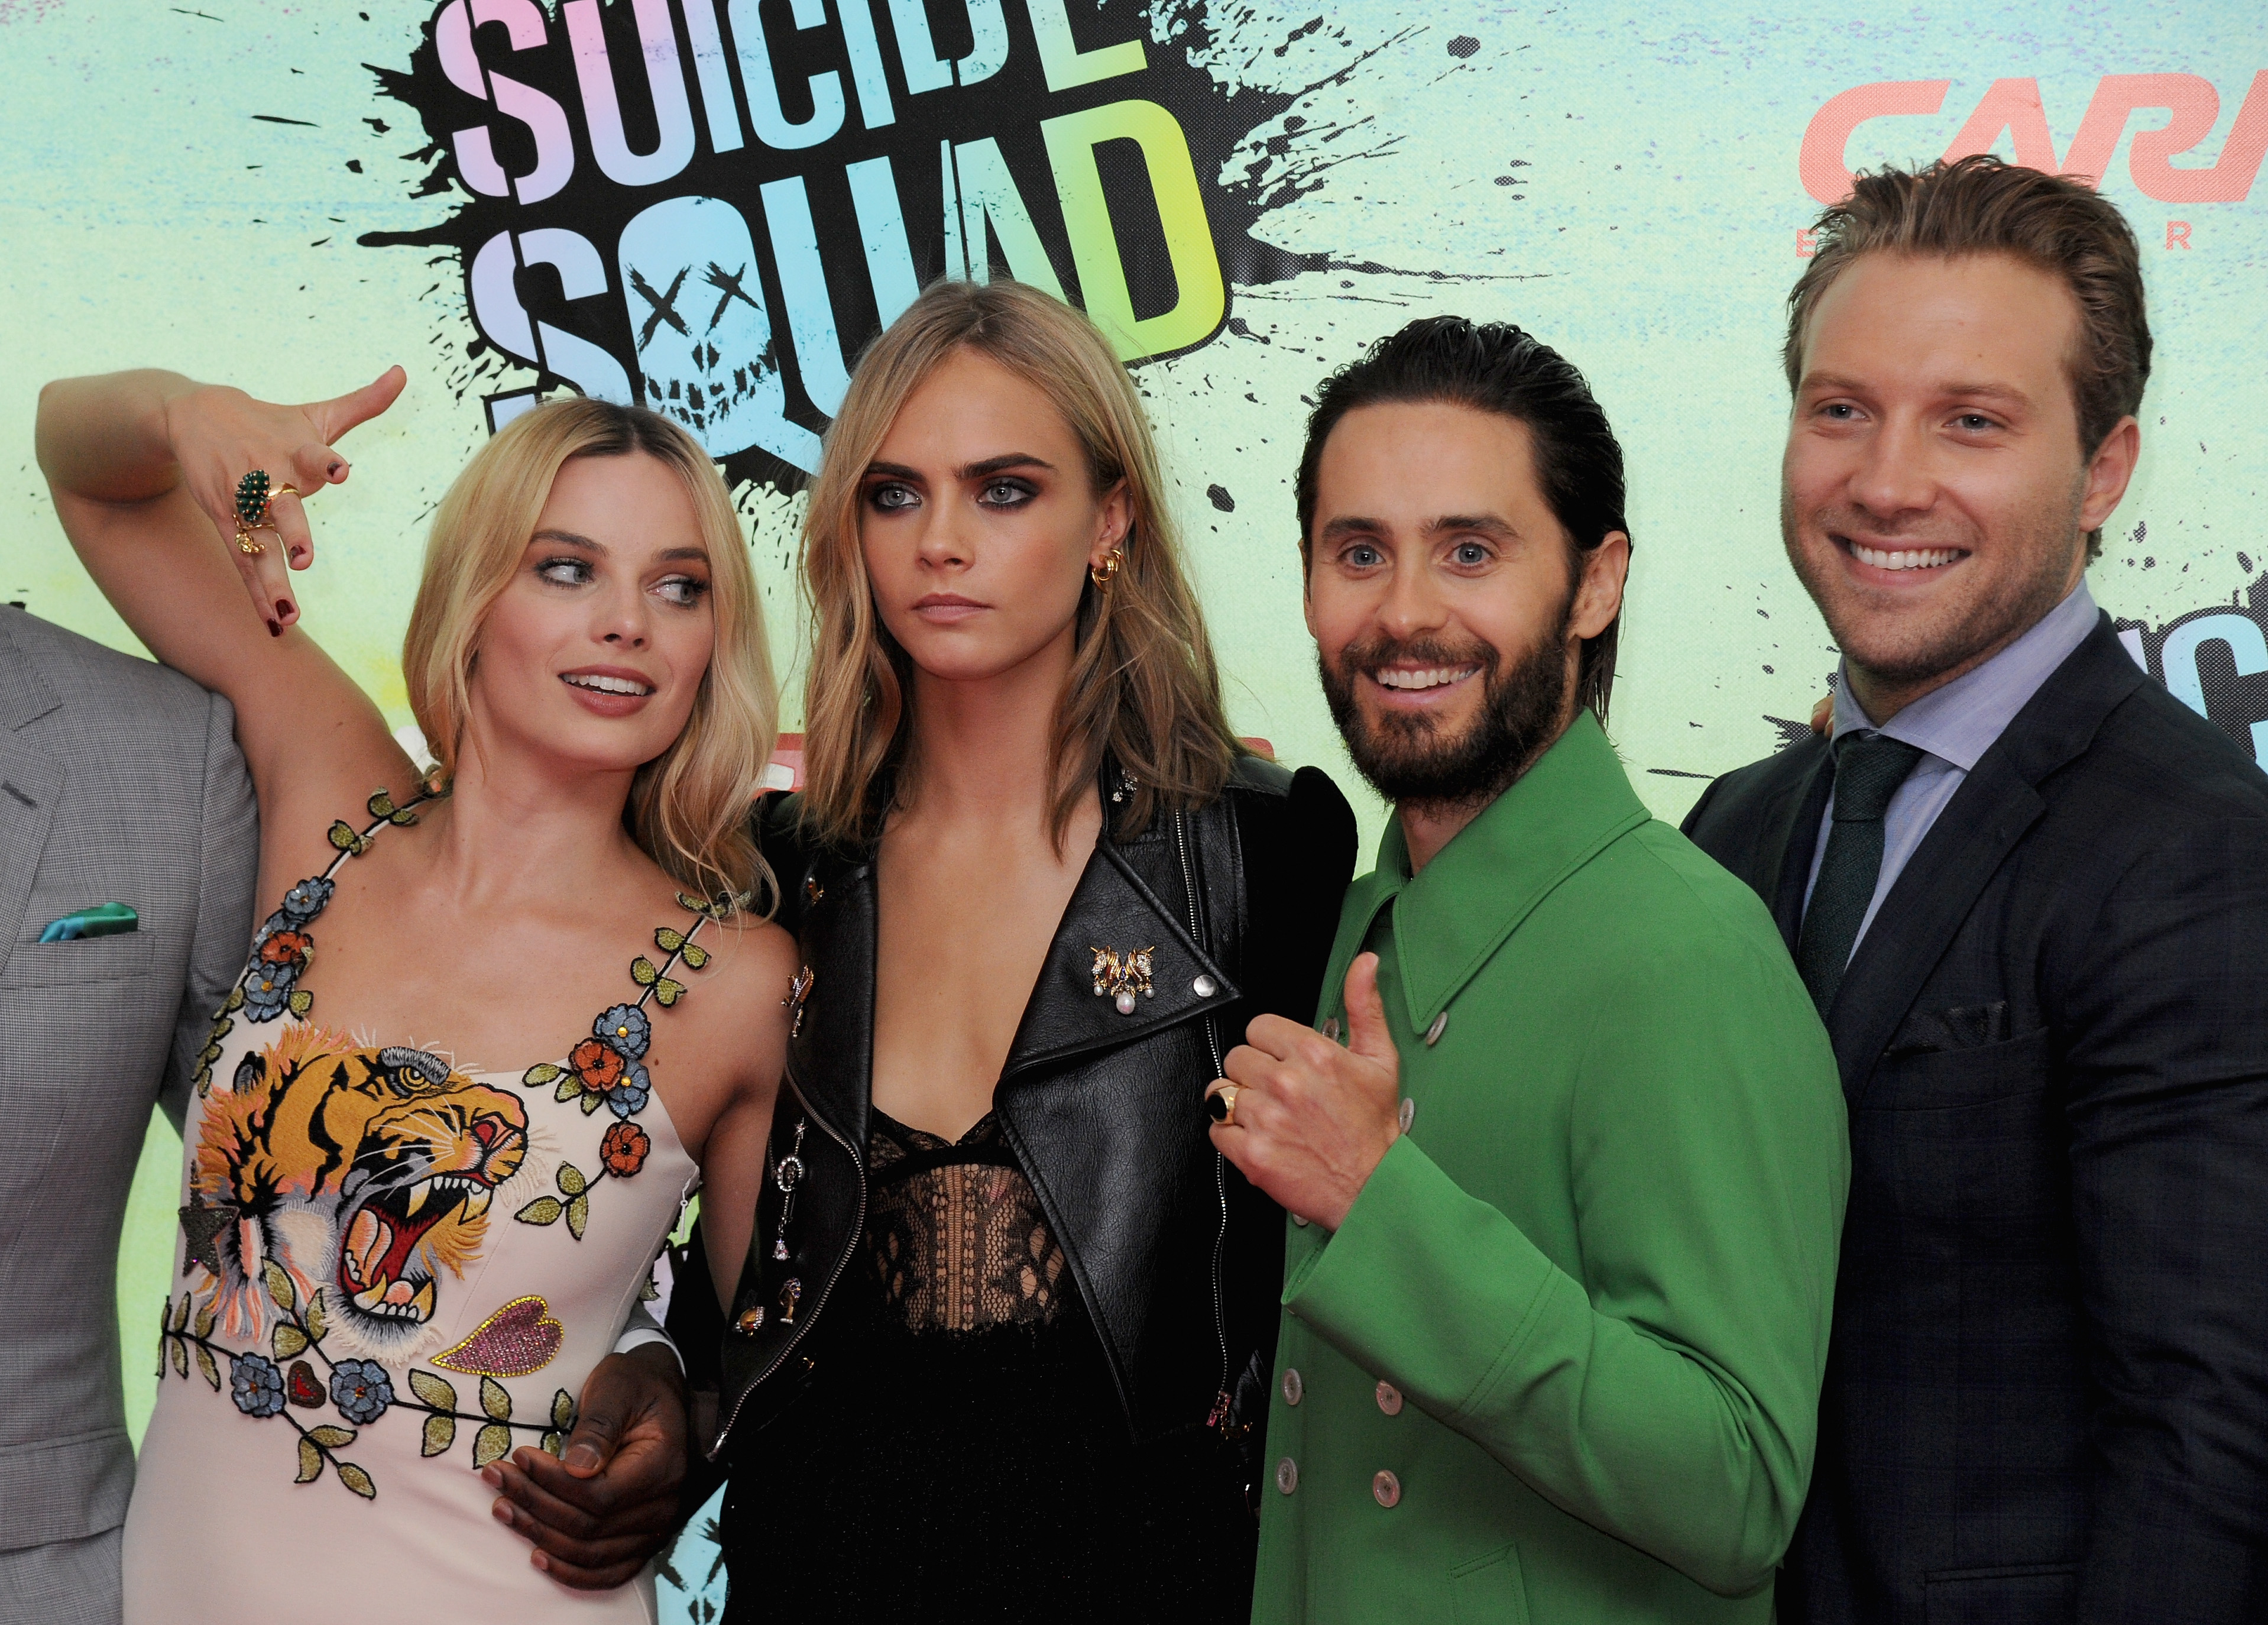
[0,2,2261,1614]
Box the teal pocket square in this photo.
[39,902,138,942]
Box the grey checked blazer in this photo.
[0,609,257,1614]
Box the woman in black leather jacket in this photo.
[681,279,1354,1623]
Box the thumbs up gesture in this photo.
[1208,953,1404,1231]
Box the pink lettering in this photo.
[565,0,695,188]
[1799,80,1952,204]
[2167,220,2193,248]
[1942,78,2059,172]
[2063,73,2220,190]
[2129,70,2268,203]
[438,0,575,206]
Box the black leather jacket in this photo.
[686,756,1354,1471]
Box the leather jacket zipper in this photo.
[713,1083,867,1455]
[1173,805,1234,1419]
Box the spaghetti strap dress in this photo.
[121,789,724,1624]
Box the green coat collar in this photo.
[1334,712,1651,1034]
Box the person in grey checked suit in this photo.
[0,605,257,1625]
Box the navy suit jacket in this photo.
[1683,614,2268,1624]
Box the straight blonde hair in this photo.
[401,398,778,907]
[799,279,1240,850]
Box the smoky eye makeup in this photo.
[976,476,1039,507]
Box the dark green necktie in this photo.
[1797,731,1923,1012]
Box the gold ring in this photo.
[272,483,302,502]
[235,530,267,557]
[1205,1082,1240,1127]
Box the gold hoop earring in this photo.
[1090,547,1125,588]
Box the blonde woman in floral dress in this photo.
[35,367,793,1623]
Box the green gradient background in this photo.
[1,1,2261,1590]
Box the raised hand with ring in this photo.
[233,470,298,556]
[153,367,406,633]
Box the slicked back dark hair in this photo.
[1295,316,1629,721]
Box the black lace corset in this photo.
[865,1109,1071,1332]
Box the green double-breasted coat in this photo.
[1250,715,1848,1623]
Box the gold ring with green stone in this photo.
[234,468,273,530]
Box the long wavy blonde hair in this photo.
[799,279,1239,850]
[401,398,777,905]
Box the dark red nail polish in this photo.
[267,619,282,638]
[290,546,307,563]
[276,601,293,621]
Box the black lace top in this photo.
[721,1111,1253,1624]
[866,1109,1073,1332]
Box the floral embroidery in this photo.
[258,929,312,969]
[158,1267,576,1500]
[514,894,740,1240]
[165,782,702,1497]
[193,788,435,1096]
[567,1036,627,1098]
[600,1003,652,1053]
[232,1352,286,1417]
[281,876,335,921]
[242,961,302,1022]
[601,1121,650,1179]
[329,1359,394,1424]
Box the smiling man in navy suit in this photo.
[1683,156,2268,1624]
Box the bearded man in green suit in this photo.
[1207,318,1848,1622]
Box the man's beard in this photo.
[1318,608,1573,815]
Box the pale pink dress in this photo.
[122,792,713,1624]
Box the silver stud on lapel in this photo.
[1193,974,1217,999]
[1322,1017,1340,1042]
[1398,1098,1416,1133]
[1424,1011,1447,1046]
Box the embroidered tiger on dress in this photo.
[184,1024,530,1355]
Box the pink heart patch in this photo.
[431,1294,563,1377]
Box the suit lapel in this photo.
[0,620,63,954]
[1760,739,1835,950]
[1828,755,2043,1100]
[1827,616,2143,1102]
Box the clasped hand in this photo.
[1208,952,1404,1231]
[482,1342,689,1588]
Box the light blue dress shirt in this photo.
[1803,580,2101,959]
